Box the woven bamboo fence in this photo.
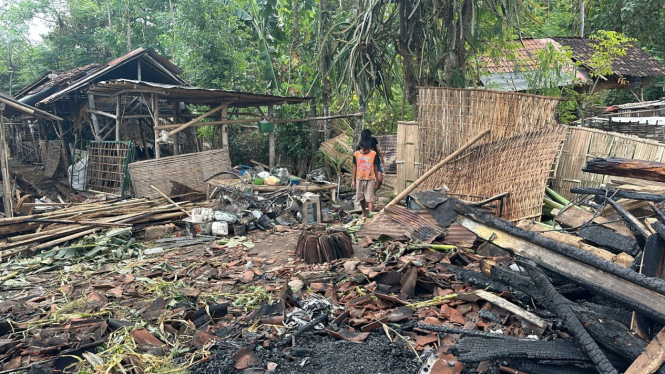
[128,149,232,198]
[551,126,665,199]
[418,87,561,172]
[418,126,567,221]
[318,133,354,172]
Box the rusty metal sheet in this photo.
[358,207,445,243]
[441,222,477,247]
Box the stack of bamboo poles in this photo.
[0,197,203,258]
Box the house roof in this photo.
[552,37,665,78]
[17,48,186,106]
[0,92,63,121]
[482,38,563,74]
[88,80,312,108]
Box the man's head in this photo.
[360,129,372,138]
[359,137,372,153]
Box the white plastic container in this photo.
[191,207,213,223]
[211,221,228,236]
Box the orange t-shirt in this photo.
[353,150,377,180]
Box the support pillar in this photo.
[152,93,160,159]
[173,100,180,155]
[87,93,102,140]
[0,106,13,217]
[221,105,229,150]
[115,96,121,141]
[268,105,275,167]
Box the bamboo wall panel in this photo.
[128,149,231,198]
[417,127,567,221]
[396,122,420,194]
[417,87,561,172]
[551,126,665,199]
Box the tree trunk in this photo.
[579,0,585,37]
[583,158,665,183]
[398,0,419,110]
[319,0,332,141]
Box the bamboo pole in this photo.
[385,129,491,208]
[150,185,191,217]
[0,107,13,218]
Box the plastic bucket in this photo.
[233,224,247,236]
[212,221,228,236]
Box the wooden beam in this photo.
[457,214,665,325]
[154,118,264,130]
[152,93,160,159]
[269,104,275,167]
[625,327,665,374]
[87,94,102,140]
[87,109,117,120]
[173,100,179,155]
[0,107,13,217]
[273,112,363,123]
[168,101,235,137]
[115,97,121,141]
[584,157,665,184]
[221,105,228,150]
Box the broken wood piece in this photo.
[625,327,665,374]
[474,289,547,329]
[576,225,640,256]
[517,221,633,267]
[385,129,490,208]
[454,203,665,325]
[521,262,617,374]
[604,197,650,248]
[571,187,665,202]
[150,185,191,217]
[583,157,665,184]
[551,207,634,238]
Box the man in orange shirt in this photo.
[351,137,379,217]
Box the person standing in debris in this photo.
[352,137,379,217]
[355,129,383,189]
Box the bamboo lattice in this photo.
[85,141,134,195]
[418,87,561,172]
[418,127,567,221]
[551,126,665,199]
[128,149,232,198]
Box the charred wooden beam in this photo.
[417,323,518,340]
[482,262,660,370]
[521,262,617,374]
[453,200,665,296]
[577,225,640,256]
[454,204,665,325]
[603,197,650,248]
[571,187,665,202]
[452,336,592,363]
[439,263,530,303]
[583,158,665,184]
[551,207,634,238]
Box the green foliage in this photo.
[525,43,576,97]
[586,30,635,79]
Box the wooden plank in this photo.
[625,327,665,374]
[475,289,547,328]
[457,215,665,324]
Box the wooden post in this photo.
[0,106,13,217]
[268,105,275,167]
[152,93,160,159]
[386,129,491,208]
[221,105,228,150]
[87,93,102,140]
[173,100,180,155]
[115,96,121,141]
[308,100,318,170]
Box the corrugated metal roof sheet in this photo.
[358,208,445,243]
